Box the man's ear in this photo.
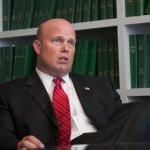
[33,40,41,54]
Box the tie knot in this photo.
[53,78,63,86]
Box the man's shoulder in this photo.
[70,73,109,81]
[0,76,28,90]
[0,72,39,89]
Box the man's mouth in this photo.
[59,56,69,63]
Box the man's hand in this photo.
[17,135,45,150]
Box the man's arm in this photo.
[0,89,19,149]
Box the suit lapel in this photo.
[25,72,58,128]
[70,74,94,119]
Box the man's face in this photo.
[33,20,76,77]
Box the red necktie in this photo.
[52,78,71,147]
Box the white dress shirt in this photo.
[36,68,97,140]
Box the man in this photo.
[0,18,150,150]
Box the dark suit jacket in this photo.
[0,72,122,149]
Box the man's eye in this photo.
[52,39,63,45]
[68,41,75,48]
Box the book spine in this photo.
[144,0,150,14]
[102,39,109,77]
[144,35,150,87]
[108,38,115,82]
[125,0,134,17]
[78,41,90,74]
[99,0,107,20]
[55,0,63,18]
[82,0,91,22]
[129,35,138,88]
[97,40,103,76]
[0,47,6,83]
[12,45,22,80]
[37,0,46,25]
[31,0,41,28]
[19,45,36,77]
[22,0,35,28]
[71,42,81,73]
[10,0,21,30]
[67,0,75,23]
[87,41,97,75]
[2,0,13,31]
[44,0,56,20]
[5,46,14,81]
[17,0,27,29]
[91,0,99,21]
[113,38,119,88]
[134,0,144,16]
[61,0,69,19]
[74,0,82,23]
[137,34,146,88]
[106,0,114,19]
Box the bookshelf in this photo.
[0,0,150,103]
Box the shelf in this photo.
[127,89,150,96]
[124,15,150,25]
[73,19,119,31]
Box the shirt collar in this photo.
[36,67,72,88]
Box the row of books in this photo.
[0,44,36,84]
[0,38,119,88]
[2,0,117,31]
[125,0,150,17]
[71,39,119,88]
[129,34,150,88]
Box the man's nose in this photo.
[61,41,69,52]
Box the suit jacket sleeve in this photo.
[0,87,19,150]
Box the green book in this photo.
[129,35,138,88]
[97,40,103,76]
[74,0,82,23]
[102,39,109,77]
[144,0,150,14]
[134,0,144,16]
[99,0,107,20]
[108,38,115,82]
[144,35,150,87]
[12,45,22,80]
[71,42,81,73]
[67,0,75,23]
[113,0,117,18]
[17,0,27,29]
[61,0,69,19]
[5,46,14,81]
[91,0,99,21]
[0,47,6,83]
[125,0,134,17]
[137,34,150,88]
[87,41,97,75]
[82,0,91,22]
[55,0,63,18]
[78,41,90,74]
[44,0,56,20]
[19,45,36,77]
[37,0,46,25]
[106,0,114,19]
[22,0,35,28]
[0,48,2,83]
[2,0,13,31]
[113,38,119,89]
[10,0,21,30]
[31,0,41,28]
